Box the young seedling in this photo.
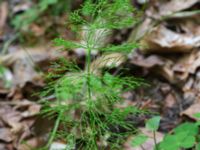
[132,114,200,150]
[40,0,143,150]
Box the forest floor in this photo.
[0,0,200,150]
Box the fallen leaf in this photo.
[130,50,164,68]
[0,128,14,142]
[181,103,200,121]
[140,25,200,53]
[158,0,199,17]
[146,0,199,19]
[0,105,23,133]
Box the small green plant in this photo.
[12,0,72,30]
[132,114,200,150]
[39,0,143,149]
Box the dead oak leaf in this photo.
[0,128,14,142]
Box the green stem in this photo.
[86,46,91,100]
[46,110,63,148]
[153,131,158,150]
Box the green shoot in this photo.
[40,0,143,149]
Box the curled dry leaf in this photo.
[130,50,165,68]
[173,50,200,74]
[140,25,200,53]
[129,0,200,43]
[158,0,199,17]
[146,0,199,19]
[130,50,178,83]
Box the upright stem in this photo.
[46,110,63,148]
[86,45,92,100]
[85,28,95,100]
[153,131,158,150]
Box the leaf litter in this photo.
[0,0,200,149]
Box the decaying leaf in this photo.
[0,128,14,142]
[0,45,60,67]
[130,50,165,68]
[181,102,200,121]
[157,0,199,17]
[140,25,200,53]
[146,0,199,19]
[0,105,23,133]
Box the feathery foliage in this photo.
[40,0,144,149]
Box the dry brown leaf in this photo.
[0,46,61,87]
[140,25,200,53]
[130,51,165,68]
[156,60,177,83]
[173,50,200,74]
[0,128,14,142]
[158,0,199,17]
[0,46,60,67]
[13,59,40,88]
[181,102,200,120]
[0,105,23,134]
[146,0,199,19]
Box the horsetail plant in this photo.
[40,0,144,149]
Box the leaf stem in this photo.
[46,110,63,148]
[153,131,158,150]
[86,46,92,100]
